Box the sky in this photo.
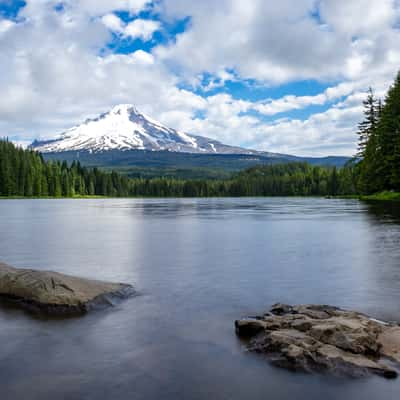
[0,0,400,156]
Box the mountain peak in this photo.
[30,105,258,155]
[110,104,138,115]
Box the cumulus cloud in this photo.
[124,18,160,40]
[156,0,342,83]
[0,0,400,156]
[101,13,123,32]
[0,19,14,34]
[0,3,181,139]
[254,105,364,156]
[22,0,151,17]
[157,0,400,84]
[253,81,370,116]
[157,92,363,156]
[319,0,397,36]
[102,14,160,40]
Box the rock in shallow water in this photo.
[0,262,135,316]
[235,303,400,379]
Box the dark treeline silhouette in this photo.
[0,138,357,197]
[356,71,400,193]
[0,139,131,197]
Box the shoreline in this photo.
[1,192,400,201]
[359,191,400,201]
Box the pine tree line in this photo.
[0,139,131,197]
[0,138,357,198]
[107,163,357,197]
[357,71,400,193]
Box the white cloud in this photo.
[76,0,150,15]
[253,81,369,116]
[319,0,397,36]
[102,14,160,41]
[129,49,155,64]
[157,0,400,84]
[1,0,400,157]
[21,0,151,18]
[124,18,160,40]
[256,105,364,156]
[152,95,361,156]
[101,13,124,32]
[255,94,326,116]
[0,3,177,140]
[0,19,15,34]
[156,0,343,83]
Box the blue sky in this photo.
[0,0,399,156]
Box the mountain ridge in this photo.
[31,104,277,156]
[31,104,350,177]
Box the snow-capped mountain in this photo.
[31,104,263,155]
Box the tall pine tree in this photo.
[357,71,400,193]
[357,87,378,158]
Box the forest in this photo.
[0,70,399,198]
[0,138,356,197]
[356,71,400,194]
[0,139,132,197]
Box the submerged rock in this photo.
[0,262,135,316]
[235,304,400,379]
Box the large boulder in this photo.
[0,262,135,316]
[235,304,400,379]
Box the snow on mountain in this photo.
[30,104,263,155]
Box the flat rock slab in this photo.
[235,303,400,379]
[0,262,135,316]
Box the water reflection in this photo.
[1,198,400,399]
[363,200,400,224]
[110,197,369,221]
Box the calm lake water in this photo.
[1,198,400,399]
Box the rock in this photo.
[0,262,135,316]
[235,318,267,337]
[290,319,312,332]
[378,326,400,363]
[235,304,400,379]
[270,303,294,315]
[315,344,397,379]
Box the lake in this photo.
[1,198,400,399]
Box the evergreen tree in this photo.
[382,72,400,190]
[357,88,378,158]
[0,139,135,198]
[355,71,400,193]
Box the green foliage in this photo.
[357,88,378,158]
[228,162,357,197]
[357,71,400,193]
[0,138,358,198]
[126,162,357,197]
[0,139,131,197]
[360,191,400,201]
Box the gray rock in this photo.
[270,303,294,316]
[236,304,400,379]
[0,262,135,316]
[235,318,267,336]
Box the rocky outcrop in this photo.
[235,304,400,379]
[0,262,135,316]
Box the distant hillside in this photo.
[42,149,350,179]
